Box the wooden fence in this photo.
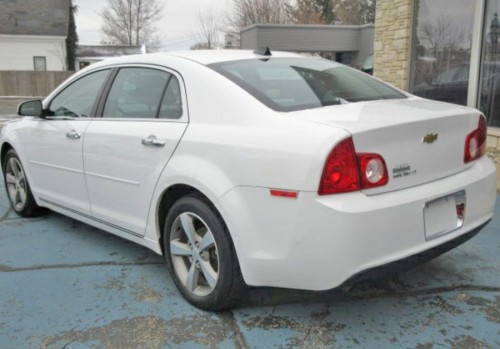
[0,71,75,97]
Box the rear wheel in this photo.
[2,149,42,217]
[164,195,245,310]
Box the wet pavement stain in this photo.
[484,296,500,324]
[445,335,493,349]
[98,276,127,292]
[40,314,239,349]
[97,274,163,303]
[131,284,163,303]
[97,268,129,292]
[425,295,464,315]
[454,293,500,324]
[241,312,346,348]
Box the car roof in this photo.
[89,49,306,68]
[167,49,304,65]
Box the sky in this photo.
[74,0,231,50]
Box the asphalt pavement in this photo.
[0,167,499,348]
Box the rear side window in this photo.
[159,76,183,119]
[103,68,170,118]
[209,58,406,112]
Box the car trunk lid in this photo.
[290,98,481,195]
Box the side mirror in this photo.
[17,100,45,117]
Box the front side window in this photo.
[49,69,110,117]
[103,68,170,118]
[209,58,405,112]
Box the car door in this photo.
[83,66,188,236]
[19,68,111,215]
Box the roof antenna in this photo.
[254,47,272,56]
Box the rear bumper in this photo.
[219,156,496,290]
[345,221,489,284]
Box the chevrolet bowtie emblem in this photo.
[422,133,438,144]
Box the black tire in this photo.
[2,149,42,217]
[163,194,245,310]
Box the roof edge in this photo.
[240,23,375,33]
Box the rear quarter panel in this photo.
[145,60,349,247]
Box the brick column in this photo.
[373,0,414,90]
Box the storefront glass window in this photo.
[479,1,500,127]
[410,0,475,106]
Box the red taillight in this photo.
[318,138,360,195]
[464,115,487,163]
[318,137,388,195]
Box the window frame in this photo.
[95,64,189,123]
[33,56,47,71]
[408,0,487,114]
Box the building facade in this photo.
[0,0,69,71]
[374,0,500,142]
[240,24,374,67]
[75,45,146,71]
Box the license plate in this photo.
[424,191,466,240]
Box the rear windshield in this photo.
[209,58,406,112]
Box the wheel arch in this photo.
[0,142,13,168]
[151,151,239,253]
[156,183,237,258]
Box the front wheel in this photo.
[2,149,42,217]
[164,195,245,310]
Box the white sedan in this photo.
[0,50,496,310]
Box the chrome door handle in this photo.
[141,135,165,147]
[66,130,81,139]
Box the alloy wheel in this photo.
[5,157,28,211]
[169,212,220,297]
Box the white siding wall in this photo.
[0,35,67,71]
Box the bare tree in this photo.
[290,0,373,26]
[195,12,220,50]
[223,0,293,49]
[420,16,465,56]
[228,0,293,29]
[190,42,211,50]
[100,0,164,51]
[289,0,329,25]
[66,1,78,70]
[334,0,375,25]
